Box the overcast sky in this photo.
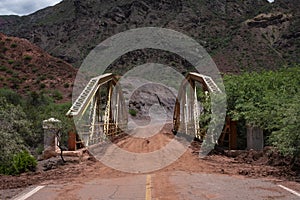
[0,0,63,16]
[0,0,275,16]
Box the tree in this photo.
[0,97,36,174]
[224,65,300,158]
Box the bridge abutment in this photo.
[42,118,61,159]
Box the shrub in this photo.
[35,79,41,84]
[1,47,8,53]
[0,65,7,71]
[10,43,17,48]
[52,90,63,100]
[47,75,54,79]
[23,55,32,61]
[0,88,22,105]
[0,98,35,175]
[32,67,39,73]
[35,144,44,155]
[6,69,13,74]
[10,151,37,174]
[40,83,46,89]
[63,83,69,88]
[38,75,46,81]
[12,72,19,78]
[0,151,37,175]
[13,63,22,70]
[8,60,14,64]
[129,109,137,116]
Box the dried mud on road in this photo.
[1,125,299,196]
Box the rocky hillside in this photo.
[0,33,76,101]
[0,0,299,73]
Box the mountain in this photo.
[0,0,299,73]
[0,33,76,101]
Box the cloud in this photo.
[0,0,62,16]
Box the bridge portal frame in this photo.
[173,72,222,139]
[66,73,127,147]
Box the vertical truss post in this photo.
[193,82,200,138]
[104,81,113,136]
[89,96,97,146]
[95,89,103,143]
[184,89,188,134]
[173,99,180,133]
[120,87,128,131]
[188,79,194,123]
[188,79,197,137]
[116,89,120,130]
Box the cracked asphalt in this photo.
[13,171,300,200]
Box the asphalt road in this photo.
[12,171,300,200]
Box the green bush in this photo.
[12,60,22,68]
[1,47,8,53]
[0,97,36,175]
[35,144,44,155]
[6,69,14,74]
[11,151,37,174]
[129,109,137,116]
[8,60,14,64]
[52,90,63,100]
[0,88,22,105]
[63,83,70,88]
[37,75,46,81]
[40,83,46,89]
[10,43,17,48]
[0,151,37,175]
[0,65,7,71]
[224,65,300,158]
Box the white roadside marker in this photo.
[13,185,45,200]
[278,184,300,197]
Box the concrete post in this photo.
[247,125,264,150]
[42,118,61,159]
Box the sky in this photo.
[0,0,275,16]
[0,0,63,16]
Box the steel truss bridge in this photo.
[67,72,223,147]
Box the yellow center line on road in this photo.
[146,174,152,200]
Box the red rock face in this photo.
[0,0,298,73]
[0,33,77,102]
